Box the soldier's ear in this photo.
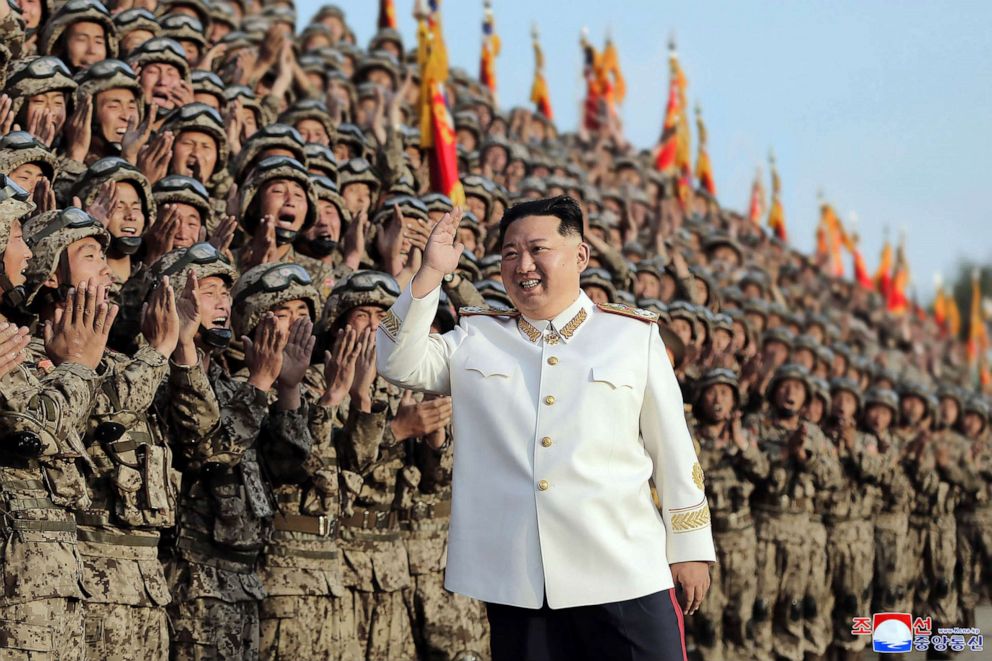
[42,274,58,290]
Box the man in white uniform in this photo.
[376,196,715,661]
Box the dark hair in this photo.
[497,195,583,248]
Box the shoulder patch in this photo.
[596,302,659,323]
[459,306,520,318]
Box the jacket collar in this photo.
[517,291,593,345]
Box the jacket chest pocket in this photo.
[463,350,517,380]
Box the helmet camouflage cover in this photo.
[318,270,399,338]
[148,242,238,294]
[21,207,110,304]
[0,176,37,255]
[238,156,319,234]
[230,262,321,338]
[71,156,156,220]
[39,0,120,62]
[4,56,78,119]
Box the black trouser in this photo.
[486,588,687,661]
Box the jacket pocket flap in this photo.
[464,351,514,377]
[590,366,636,389]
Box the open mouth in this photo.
[278,212,296,224]
[120,226,139,235]
[518,278,542,291]
[209,315,228,328]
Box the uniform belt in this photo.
[0,478,46,491]
[76,529,160,547]
[265,545,339,561]
[5,497,56,511]
[340,507,399,532]
[176,536,261,565]
[272,513,338,537]
[5,519,76,533]
[711,511,753,532]
[73,511,112,527]
[398,500,451,522]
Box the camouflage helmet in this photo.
[0,131,60,181]
[0,176,36,255]
[39,0,119,63]
[962,395,990,426]
[456,248,481,282]
[475,278,512,309]
[231,262,320,338]
[354,50,400,88]
[863,387,899,414]
[158,0,213,29]
[898,380,934,418]
[461,174,494,218]
[4,56,77,119]
[762,326,795,350]
[278,99,336,142]
[113,8,161,41]
[422,192,453,215]
[22,207,110,304]
[935,383,965,409]
[333,123,371,158]
[373,195,428,225]
[233,123,308,180]
[478,253,501,280]
[318,270,399,337]
[667,300,696,326]
[127,37,191,82]
[71,157,155,221]
[191,70,225,109]
[457,210,482,240]
[304,143,339,181]
[338,157,380,192]
[207,0,238,30]
[580,268,617,303]
[312,175,350,224]
[261,5,296,30]
[767,363,812,402]
[160,14,206,51]
[162,103,229,173]
[829,376,863,410]
[368,27,403,54]
[152,175,211,226]
[695,367,741,406]
[73,59,144,123]
[238,156,319,234]
[148,242,237,293]
[222,85,268,127]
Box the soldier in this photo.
[956,396,991,628]
[158,247,305,661]
[128,37,193,117]
[821,378,882,661]
[317,270,423,661]
[861,387,914,616]
[0,177,112,659]
[689,368,768,661]
[745,363,841,661]
[3,56,77,151]
[20,205,191,660]
[38,0,119,72]
[0,131,59,198]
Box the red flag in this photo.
[479,1,499,98]
[934,279,947,330]
[530,25,553,120]
[874,239,893,299]
[654,75,679,172]
[747,168,765,226]
[886,237,909,314]
[378,0,397,29]
[416,0,464,204]
[852,247,872,289]
[967,269,989,367]
[694,104,716,196]
[767,153,786,241]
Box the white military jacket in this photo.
[376,284,715,609]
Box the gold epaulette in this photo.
[595,302,659,323]
[459,306,521,318]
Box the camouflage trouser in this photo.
[259,592,361,661]
[909,514,958,625]
[803,519,832,657]
[873,512,912,613]
[353,588,417,661]
[957,507,992,618]
[170,597,259,661]
[690,524,756,661]
[0,598,83,660]
[827,519,873,652]
[412,571,490,661]
[79,602,167,661]
[753,512,809,661]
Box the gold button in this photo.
[541,437,553,448]
[538,480,550,491]
[547,356,559,366]
[544,395,555,406]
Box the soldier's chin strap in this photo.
[0,273,26,309]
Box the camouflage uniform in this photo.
[689,370,768,661]
[819,384,884,655]
[320,272,418,661]
[870,425,915,614]
[21,208,176,660]
[744,365,841,661]
[0,185,98,660]
[956,399,992,626]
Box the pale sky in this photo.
[297,1,992,300]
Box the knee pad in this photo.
[935,577,950,598]
[788,598,802,622]
[752,598,769,623]
[802,595,817,619]
[840,593,858,614]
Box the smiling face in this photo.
[106,181,145,240]
[94,88,139,144]
[258,179,307,232]
[499,214,589,320]
[3,219,33,288]
[51,236,112,289]
[198,275,231,330]
[26,91,68,140]
[162,202,202,249]
[170,130,218,182]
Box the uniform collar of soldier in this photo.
[518,290,592,345]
